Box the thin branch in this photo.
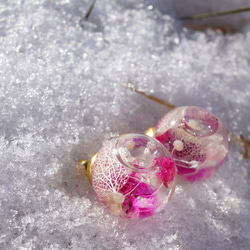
[127,84,176,110]
[239,135,250,159]
[85,0,97,20]
[229,134,250,159]
[178,7,250,21]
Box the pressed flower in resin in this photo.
[155,106,229,181]
[91,134,176,219]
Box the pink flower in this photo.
[119,173,159,219]
[156,157,175,188]
[156,129,206,175]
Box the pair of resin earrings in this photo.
[79,106,229,219]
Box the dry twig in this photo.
[85,0,97,20]
[178,7,250,21]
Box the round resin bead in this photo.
[155,106,229,182]
[91,134,176,219]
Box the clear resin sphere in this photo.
[91,134,176,219]
[155,106,229,182]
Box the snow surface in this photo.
[0,0,250,249]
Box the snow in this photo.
[0,0,249,249]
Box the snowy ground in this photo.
[0,0,250,249]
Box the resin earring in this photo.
[145,106,229,182]
[80,133,177,219]
[78,106,229,218]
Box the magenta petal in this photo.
[157,157,176,188]
[119,173,159,219]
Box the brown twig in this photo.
[178,7,250,21]
[85,0,97,20]
[127,85,176,110]
[239,134,250,159]
[229,134,250,159]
